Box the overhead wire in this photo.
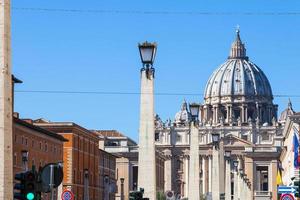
[11,7,300,16]
[14,90,300,98]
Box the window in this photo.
[13,153,17,166]
[256,166,269,191]
[25,138,28,146]
[80,171,82,184]
[241,135,248,141]
[261,133,269,141]
[14,135,17,142]
[155,133,160,141]
[73,169,76,183]
[45,143,48,152]
[39,142,42,150]
[21,136,24,144]
[176,134,182,143]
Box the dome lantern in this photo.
[229,28,248,60]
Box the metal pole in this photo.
[120,178,124,200]
[49,164,54,200]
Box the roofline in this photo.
[34,121,99,138]
[99,148,120,158]
[92,130,137,145]
[14,118,68,142]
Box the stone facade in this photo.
[94,130,165,200]
[280,112,300,187]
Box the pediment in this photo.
[222,134,254,147]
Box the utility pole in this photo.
[0,0,13,199]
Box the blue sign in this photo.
[278,186,297,194]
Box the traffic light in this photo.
[294,178,299,198]
[129,188,146,200]
[14,171,26,199]
[24,171,37,200]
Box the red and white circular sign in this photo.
[61,190,74,200]
[280,193,295,200]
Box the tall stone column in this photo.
[219,141,225,194]
[202,156,206,195]
[184,154,189,198]
[241,105,245,123]
[0,0,13,199]
[225,159,231,200]
[188,122,200,199]
[164,153,172,191]
[208,155,212,193]
[233,170,239,200]
[138,67,156,200]
[244,157,253,199]
[212,145,220,200]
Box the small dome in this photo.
[204,30,273,104]
[174,100,191,124]
[279,99,295,123]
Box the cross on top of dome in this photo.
[229,28,248,60]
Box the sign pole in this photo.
[49,164,54,200]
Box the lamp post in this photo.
[224,151,231,200]
[120,178,124,200]
[104,175,109,200]
[137,41,157,200]
[21,150,29,171]
[233,160,239,200]
[211,133,221,200]
[188,103,200,199]
[83,169,89,200]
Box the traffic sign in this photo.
[41,163,63,192]
[61,190,74,200]
[278,186,297,194]
[280,193,295,200]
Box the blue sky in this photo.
[12,0,300,141]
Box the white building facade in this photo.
[153,30,286,200]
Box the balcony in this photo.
[254,191,272,200]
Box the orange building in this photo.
[34,119,117,200]
[13,115,66,199]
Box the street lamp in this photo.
[224,150,232,200]
[120,178,125,200]
[233,160,239,171]
[224,150,231,160]
[188,102,201,199]
[189,103,200,122]
[138,41,157,67]
[239,169,244,177]
[21,150,29,171]
[212,133,220,149]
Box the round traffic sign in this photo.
[41,163,64,192]
[280,193,295,200]
[61,190,74,200]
